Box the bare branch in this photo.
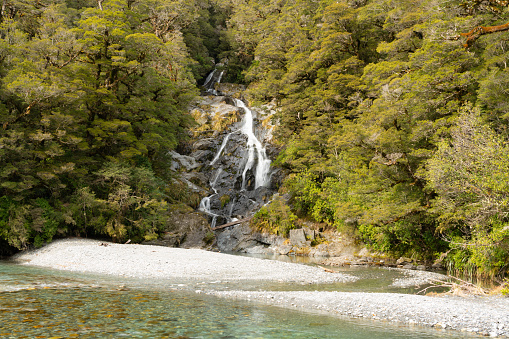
[461,22,509,47]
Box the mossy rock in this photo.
[169,203,194,213]
[220,194,230,208]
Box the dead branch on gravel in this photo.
[417,275,489,296]
[317,265,336,273]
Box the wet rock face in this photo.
[171,93,278,231]
[195,99,275,227]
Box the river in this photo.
[0,261,476,338]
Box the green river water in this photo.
[0,261,477,339]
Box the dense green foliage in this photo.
[2,0,509,280]
[221,0,509,279]
[251,195,297,237]
[0,0,207,249]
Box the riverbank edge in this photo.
[206,290,509,338]
[11,238,509,338]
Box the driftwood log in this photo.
[211,217,251,231]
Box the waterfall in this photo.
[216,70,224,86]
[198,68,272,228]
[203,69,216,89]
[210,132,233,166]
[199,168,223,228]
[208,100,271,189]
[236,99,271,189]
[203,69,224,95]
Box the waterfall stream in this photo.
[203,68,224,96]
[236,99,271,189]
[198,71,273,227]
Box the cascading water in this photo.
[198,71,273,227]
[236,99,271,190]
[203,68,224,95]
[202,69,216,89]
[199,168,223,228]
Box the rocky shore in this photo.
[13,238,509,337]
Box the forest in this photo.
[1,0,509,281]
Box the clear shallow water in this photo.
[0,262,474,339]
[228,252,446,294]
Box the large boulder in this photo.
[168,151,201,171]
[215,220,285,253]
[289,229,307,246]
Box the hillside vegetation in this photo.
[224,0,509,281]
[1,0,509,281]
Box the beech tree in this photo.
[0,0,197,249]
[426,105,509,278]
[1,0,509,279]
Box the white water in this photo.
[210,132,234,166]
[199,168,223,228]
[236,99,271,189]
[203,69,216,89]
[199,70,271,225]
[216,70,224,86]
[203,69,224,95]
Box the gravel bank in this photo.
[208,290,509,337]
[13,238,356,284]
[387,267,449,288]
[13,238,509,337]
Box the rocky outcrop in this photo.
[144,204,214,249]
[188,92,278,226]
[215,220,368,257]
[157,87,438,273]
[159,87,280,248]
[213,219,440,271]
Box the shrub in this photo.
[251,195,297,237]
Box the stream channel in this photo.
[0,260,477,339]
